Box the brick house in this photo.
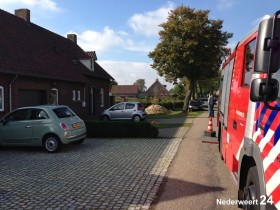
[0,9,114,120]
[146,79,169,98]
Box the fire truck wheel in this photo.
[244,166,260,210]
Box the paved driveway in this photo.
[0,138,181,210]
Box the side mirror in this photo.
[254,11,280,73]
[250,78,279,102]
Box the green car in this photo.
[0,105,87,153]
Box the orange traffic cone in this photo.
[207,117,213,132]
[204,117,216,137]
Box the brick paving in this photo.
[0,137,182,210]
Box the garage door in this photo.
[18,89,47,107]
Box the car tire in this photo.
[43,134,61,153]
[101,115,109,121]
[71,139,85,145]
[133,115,141,122]
[243,166,260,210]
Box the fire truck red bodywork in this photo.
[219,23,280,209]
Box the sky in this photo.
[1,0,280,90]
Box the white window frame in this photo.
[0,86,4,111]
[77,90,81,101]
[100,88,104,107]
[72,90,76,101]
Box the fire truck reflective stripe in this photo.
[273,187,280,210]
[263,157,273,171]
[266,169,280,199]
[236,139,244,161]
[263,139,280,171]
[259,129,274,152]
[276,200,280,210]
[264,162,278,183]
[274,126,280,145]
[253,128,262,142]
[227,132,230,143]
[267,138,280,163]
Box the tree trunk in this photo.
[182,80,196,111]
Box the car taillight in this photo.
[60,122,69,130]
[138,104,142,111]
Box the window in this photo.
[77,91,81,101]
[5,109,32,122]
[100,88,104,107]
[53,107,76,118]
[111,103,125,111]
[243,39,256,86]
[125,103,135,110]
[0,86,3,111]
[72,90,76,101]
[34,109,49,120]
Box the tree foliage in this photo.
[133,79,147,93]
[148,6,232,110]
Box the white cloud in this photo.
[74,27,129,53]
[128,2,175,37]
[0,0,60,12]
[98,60,174,90]
[72,27,153,54]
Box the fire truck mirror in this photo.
[254,12,280,73]
[250,78,279,102]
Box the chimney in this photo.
[67,34,77,44]
[15,9,30,22]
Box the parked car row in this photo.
[0,102,147,153]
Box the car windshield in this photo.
[53,107,76,118]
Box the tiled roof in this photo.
[0,9,113,82]
[146,79,169,97]
[111,85,140,95]
[85,51,97,60]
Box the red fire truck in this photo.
[218,11,280,210]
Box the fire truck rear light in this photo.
[60,123,69,130]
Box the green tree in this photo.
[170,84,186,99]
[148,6,232,110]
[133,79,147,94]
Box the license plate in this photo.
[72,122,81,128]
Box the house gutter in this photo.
[9,74,18,112]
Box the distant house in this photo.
[111,85,140,101]
[146,79,169,98]
[0,9,114,120]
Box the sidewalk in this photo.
[151,111,238,210]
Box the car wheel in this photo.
[43,134,61,153]
[101,115,109,121]
[133,115,141,122]
[71,139,85,145]
[243,166,260,210]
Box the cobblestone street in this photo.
[0,138,182,210]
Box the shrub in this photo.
[85,121,159,138]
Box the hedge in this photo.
[85,121,159,138]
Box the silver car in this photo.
[0,105,87,153]
[101,102,146,121]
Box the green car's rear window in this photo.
[53,107,76,118]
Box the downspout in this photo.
[9,74,18,112]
